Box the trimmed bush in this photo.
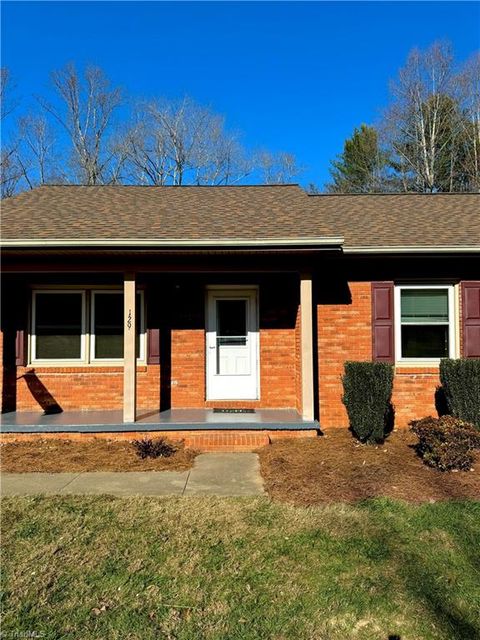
[342,361,394,444]
[132,437,178,459]
[440,358,480,429]
[410,415,480,471]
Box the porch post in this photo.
[123,272,136,423]
[300,272,315,422]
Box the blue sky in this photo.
[2,1,479,187]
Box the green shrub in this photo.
[341,361,394,444]
[410,415,480,471]
[440,359,480,429]
[132,437,178,459]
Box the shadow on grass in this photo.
[402,562,478,639]
[379,504,480,640]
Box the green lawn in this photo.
[1,497,479,640]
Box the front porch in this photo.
[0,408,318,433]
[0,408,319,451]
[2,263,319,432]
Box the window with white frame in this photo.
[91,291,144,361]
[395,285,455,361]
[30,289,145,363]
[32,291,86,361]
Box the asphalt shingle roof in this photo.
[1,185,333,243]
[310,193,480,249]
[1,185,479,250]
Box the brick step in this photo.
[183,432,270,452]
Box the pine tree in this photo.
[327,124,387,193]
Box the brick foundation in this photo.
[0,429,319,452]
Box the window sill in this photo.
[21,364,148,373]
[395,360,441,368]
[395,362,441,375]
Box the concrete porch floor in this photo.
[0,408,319,434]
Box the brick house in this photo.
[1,185,479,450]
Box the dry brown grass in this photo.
[258,428,480,505]
[0,437,198,473]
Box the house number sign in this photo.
[127,309,132,330]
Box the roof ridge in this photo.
[35,183,302,189]
[308,192,480,196]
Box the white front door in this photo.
[206,288,259,400]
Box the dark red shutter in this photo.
[15,329,27,366]
[372,282,394,362]
[13,286,28,367]
[462,281,480,358]
[147,328,161,364]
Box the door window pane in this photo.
[93,293,141,359]
[216,300,247,346]
[35,293,83,359]
[401,289,448,323]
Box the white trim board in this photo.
[1,237,344,248]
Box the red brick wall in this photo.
[15,365,161,412]
[170,329,205,408]
[5,280,299,413]
[1,278,452,426]
[317,282,372,427]
[259,323,297,408]
[317,281,442,428]
[392,368,441,427]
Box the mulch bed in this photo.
[0,438,198,473]
[258,429,480,505]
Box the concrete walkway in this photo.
[0,453,264,497]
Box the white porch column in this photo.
[300,273,315,422]
[123,272,136,423]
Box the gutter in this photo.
[343,245,480,254]
[0,237,345,249]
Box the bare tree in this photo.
[257,150,302,184]
[1,147,23,198]
[457,52,480,190]
[382,41,463,192]
[121,97,253,185]
[119,108,173,185]
[0,67,22,197]
[191,116,252,185]
[0,68,18,121]
[38,64,122,185]
[15,114,60,188]
[3,64,301,193]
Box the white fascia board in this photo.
[343,245,480,254]
[0,236,345,248]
